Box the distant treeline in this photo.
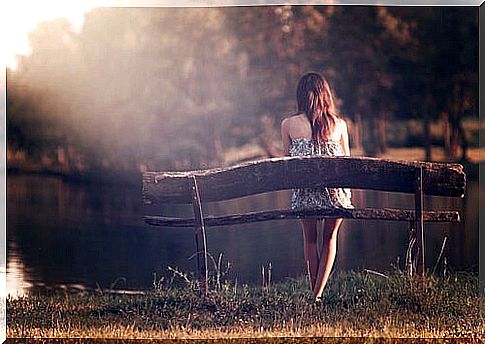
[7,6,478,181]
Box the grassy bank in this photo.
[7,270,482,339]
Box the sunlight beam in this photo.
[2,0,116,70]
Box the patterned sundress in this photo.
[289,137,354,210]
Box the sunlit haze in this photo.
[3,1,116,70]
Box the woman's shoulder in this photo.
[324,116,348,141]
[281,114,298,128]
[333,116,348,130]
[281,113,305,126]
[282,113,303,120]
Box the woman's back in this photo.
[281,113,353,210]
[281,113,350,157]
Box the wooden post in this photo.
[414,167,425,288]
[190,176,209,297]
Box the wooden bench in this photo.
[142,156,466,295]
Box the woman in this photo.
[280,72,353,301]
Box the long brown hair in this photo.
[296,72,338,143]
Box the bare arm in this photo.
[281,118,291,156]
[340,119,351,156]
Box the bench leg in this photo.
[190,176,209,297]
[414,167,425,289]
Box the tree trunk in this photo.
[457,116,469,161]
[442,112,451,154]
[424,113,431,161]
[449,82,462,159]
[377,113,387,154]
[353,113,362,151]
[450,117,460,159]
[449,81,469,161]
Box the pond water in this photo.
[7,173,479,297]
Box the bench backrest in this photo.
[142,156,466,205]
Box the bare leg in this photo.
[313,218,343,300]
[299,218,318,290]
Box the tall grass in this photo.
[7,269,482,339]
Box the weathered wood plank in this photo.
[144,207,461,227]
[142,156,465,204]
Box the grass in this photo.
[7,269,483,339]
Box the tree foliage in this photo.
[6,6,478,179]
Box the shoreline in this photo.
[7,147,482,185]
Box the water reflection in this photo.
[7,174,478,296]
[5,243,31,298]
